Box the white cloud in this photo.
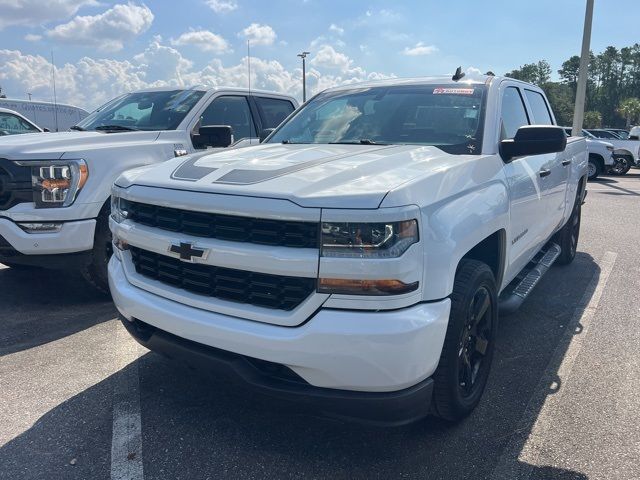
[45,3,154,52]
[402,42,438,56]
[0,39,393,109]
[205,0,237,13]
[329,23,344,35]
[171,29,230,53]
[238,23,276,46]
[24,33,43,41]
[0,0,98,29]
[310,44,352,72]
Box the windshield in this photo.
[76,90,205,132]
[268,84,486,154]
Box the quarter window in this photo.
[524,90,553,125]
[501,87,530,140]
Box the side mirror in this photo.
[630,135,639,141]
[500,125,567,162]
[260,128,275,143]
[198,125,233,148]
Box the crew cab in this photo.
[110,75,587,425]
[0,87,297,290]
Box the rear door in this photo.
[500,84,550,281]
[522,88,568,232]
[252,96,296,131]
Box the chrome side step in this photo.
[499,243,561,315]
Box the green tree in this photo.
[583,111,602,128]
[506,61,551,87]
[617,97,640,127]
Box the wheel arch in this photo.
[458,230,506,291]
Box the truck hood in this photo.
[119,143,473,209]
[0,130,160,160]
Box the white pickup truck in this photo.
[110,75,587,425]
[0,87,297,290]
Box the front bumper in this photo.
[110,257,451,423]
[0,217,96,255]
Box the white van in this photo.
[0,99,88,132]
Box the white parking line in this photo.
[491,251,618,480]
[111,324,144,480]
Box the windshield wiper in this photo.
[94,125,139,132]
[69,125,85,131]
[329,139,389,145]
[281,139,310,144]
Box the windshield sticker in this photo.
[433,88,475,95]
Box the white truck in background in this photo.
[562,127,614,179]
[110,75,587,425]
[0,98,88,132]
[0,108,44,136]
[0,86,298,291]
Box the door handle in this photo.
[539,169,551,178]
[562,159,572,166]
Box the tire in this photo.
[587,156,601,180]
[555,191,582,266]
[610,156,632,175]
[431,259,498,422]
[80,209,113,294]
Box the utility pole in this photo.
[297,51,310,102]
[572,0,594,136]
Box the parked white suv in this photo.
[110,75,587,424]
[0,87,297,290]
[562,128,614,179]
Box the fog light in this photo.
[318,278,418,296]
[18,222,63,233]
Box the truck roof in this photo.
[0,98,87,112]
[133,85,296,98]
[321,74,542,93]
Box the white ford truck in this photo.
[0,87,297,291]
[110,75,587,425]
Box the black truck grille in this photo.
[130,247,316,311]
[125,200,319,249]
[0,160,33,211]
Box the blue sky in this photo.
[0,0,637,109]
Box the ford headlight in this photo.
[16,159,88,208]
[320,219,418,258]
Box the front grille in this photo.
[125,200,319,249]
[130,247,316,311]
[0,160,33,211]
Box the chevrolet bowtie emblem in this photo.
[169,242,208,262]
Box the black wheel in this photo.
[555,192,581,265]
[587,157,601,180]
[610,156,632,175]
[80,209,112,294]
[432,260,498,421]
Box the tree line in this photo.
[505,43,640,129]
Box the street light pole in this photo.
[297,51,310,102]
[572,0,595,136]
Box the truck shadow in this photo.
[0,266,115,356]
[0,252,599,479]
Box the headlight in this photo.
[16,159,88,208]
[320,219,418,258]
[110,194,130,224]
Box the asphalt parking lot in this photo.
[1,173,640,480]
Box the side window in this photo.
[255,97,295,128]
[524,90,553,125]
[501,87,530,140]
[198,96,256,143]
[0,113,38,134]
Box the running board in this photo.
[499,243,561,315]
